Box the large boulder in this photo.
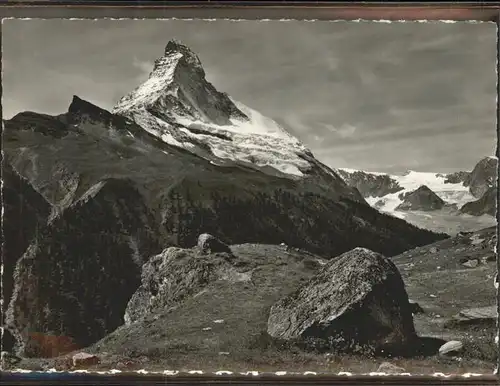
[267,248,416,355]
[396,185,445,212]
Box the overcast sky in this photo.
[2,19,497,173]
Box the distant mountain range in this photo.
[336,155,497,218]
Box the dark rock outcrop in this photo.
[124,246,236,325]
[1,327,17,353]
[267,248,417,355]
[460,186,497,217]
[396,185,445,212]
[1,162,51,325]
[336,170,403,198]
[468,157,498,199]
[5,179,161,358]
[443,171,471,185]
[409,301,425,315]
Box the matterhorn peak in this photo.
[164,39,197,59]
[111,42,325,179]
[152,38,205,76]
[113,41,247,126]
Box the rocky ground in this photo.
[4,227,497,375]
[392,226,498,370]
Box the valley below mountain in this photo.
[1,40,497,375]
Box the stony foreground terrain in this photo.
[3,227,497,374]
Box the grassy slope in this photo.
[13,227,497,374]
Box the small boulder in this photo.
[482,254,496,263]
[72,352,100,368]
[459,306,496,322]
[462,259,479,268]
[376,362,406,374]
[267,248,416,355]
[197,233,231,255]
[445,305,496,329]
[439,340,463,356]
[429,247,438,254]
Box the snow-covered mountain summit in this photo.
[112,40,313,178]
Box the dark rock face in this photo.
[1,327,17,353]
[409,301,425,315]
[1,162,51,325]
[468,157,498,199]
[5,179,161,358]
[197,233,232,254]
[160,181,447,258]
[124,246,236,325]
[396,185,445,212]
[336,170,403,198]
[267,248,417,355]
[460,187,497,217]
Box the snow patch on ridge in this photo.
[114,53,183,114]
[169,101,312,177]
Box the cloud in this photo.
[132,57,153,79]
[320,123,357,138]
